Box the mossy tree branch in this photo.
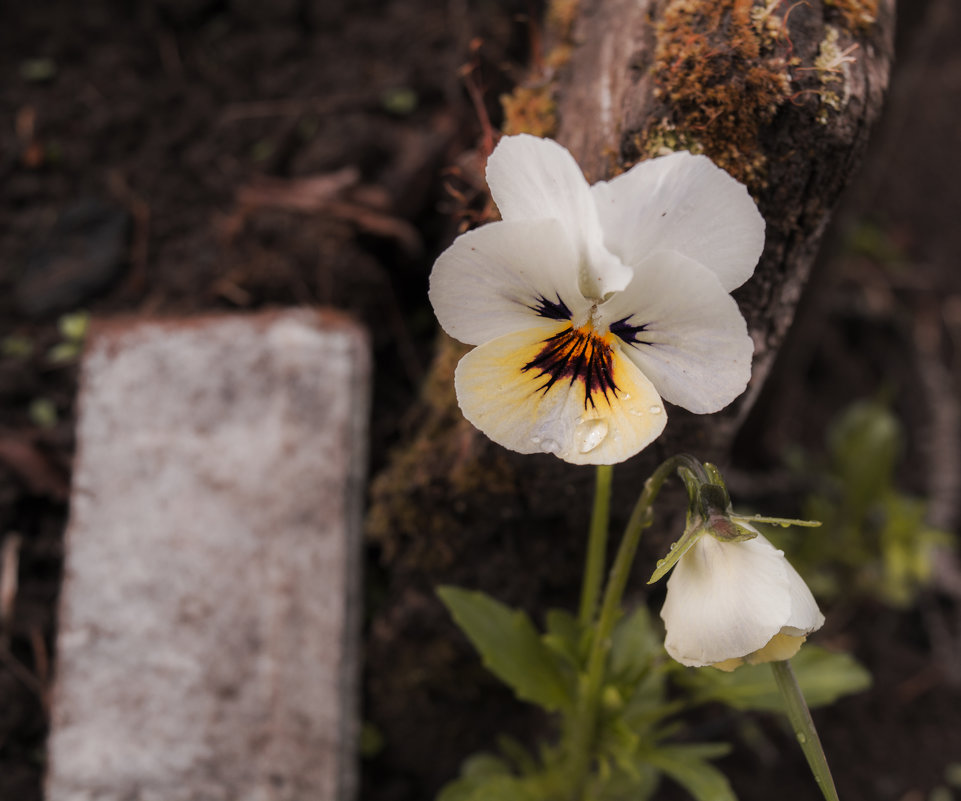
[365,0,894,794]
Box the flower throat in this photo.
[522,326,621,410]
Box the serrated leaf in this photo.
[644,744,737,801]
[682,646,871,712]
[438,586,572,712]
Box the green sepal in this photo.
[438,586,573,712]
[734,514,822,528]
[647,522,706,585]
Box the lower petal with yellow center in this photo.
[454,322,667,465]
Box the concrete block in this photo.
[46,309,370,801]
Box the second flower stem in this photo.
[568,456,686,799]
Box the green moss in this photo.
[810,26,854,123]
[366,335,518,572]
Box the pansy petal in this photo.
[454,323,667,465]
[591,151,764,291]
[596,251,754,414]
[429,218,587,346]
[782,562,825,636]
[661,535,792,667]
[486,134,632,299]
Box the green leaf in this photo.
[57,310,90,342]
[28,397,58,429]
[461,753,513,780]
[1,334,34,359]
[437,774,538,801]
[438,586,572,712]
[46,341,82,364]
[609,606,661,682]
[682,646,871,712]
[643,744,737,801]
[543,608,583,668]
[829,399,900,514]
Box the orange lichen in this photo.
[547,0,580,40]
[501,85,557,138]
[639,0,795,188]
[824,0,877,32]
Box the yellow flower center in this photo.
[522,325,621,409]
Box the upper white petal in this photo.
[591,151,765,292]
[661,534,793,667]
[486,134,632,300]
[428,218,589,346]
[596,251,754,413]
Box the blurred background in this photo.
[1,1,960,800]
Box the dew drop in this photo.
[796,732,807,745]
[648,405,663,415]
[530,435,542,445]
[622,393,631,400]
[669,542,678,551]
[575,418,609,454]
[776,549,785,557]
[656,559,665,567]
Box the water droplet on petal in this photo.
[648,405,663,415]
[622,393,631,400]
[575,418,609,454]
[530,435,542,445]
[656,559,665,567]
[669,542,677,551]
[776,549,785,557]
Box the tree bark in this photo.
[364,1,894,796]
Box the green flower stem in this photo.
[568,455,691,799]
[771,659,840,801]
[578,464,614,627]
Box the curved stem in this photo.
[568,455,690,798]
[578,464,614,627]
[771,660,840,801]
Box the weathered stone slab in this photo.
[46,309,370,801]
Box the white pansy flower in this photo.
[428,134,765,465]
[660,527,825,671]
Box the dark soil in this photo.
[1,2,960,801]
